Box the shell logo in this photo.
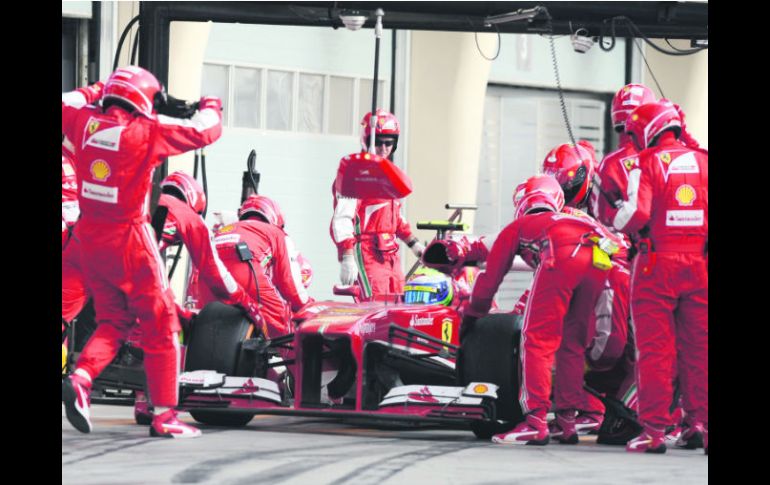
[90,160,111,181]
[473,384,489,394]
[87,119,100,135]
[218,224,235,233]
[631,114,639,121]
[623,86,630,93]
[675,184,696,206]
[567,170,575,178]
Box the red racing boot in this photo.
[575,411,604,435]
[492,414,549,446]
[133,391,154,426]
[549,410,579,444]
[150,409,202,439]
[62,372,93,433]
[626,426,666,454]
[675,420,704,450]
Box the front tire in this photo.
[458,313,524,437]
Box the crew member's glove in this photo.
[340,252,358,285]
[410,241,425,258]
[406,237,425,258]
[198,96,222,112]
[460,315,479,342]
[444,240,464,262]
[84,81,105,101]
[154,92,200,118]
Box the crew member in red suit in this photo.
[203,195,312,339]
[61,66,222,439]
[541,141,633,436]
[330,109,423,300]
[614,101,708,454]
[463,175,620,446]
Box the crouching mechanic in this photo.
[61,65,223,439]
[614,101,708,454]
[463,175,620,446]
[331,109,424,300]
[201,195,312,339]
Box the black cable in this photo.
[474,25,501,61]
[247,260,262,305]
[544,12,578,152]
[112,15,140,71]
[632,37,666,99]
[201,148,208,219]
[601,16,706,56]
[130,26,140,65]
[167,244,183,279]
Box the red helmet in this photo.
[360,109,400,152]
[103,66,162,116]
[625,100,682,150]
[513,175,565,220]
[160,171,206,214]
[611,83,656,130]
[541,142,597,208]
[239,195,285,228]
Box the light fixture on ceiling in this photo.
[483,6,547,27]
[339,10,368,31]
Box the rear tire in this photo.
[184,302,256,427]
[458,313,524,438]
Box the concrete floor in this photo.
[63,404,708,485]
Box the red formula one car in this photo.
[175,214,518,437]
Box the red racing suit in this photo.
[613,132,708,432]
[330,186,416,299]
[62,88,222,407]
[203,220,311,339]
[62,154,88,324]
[590,136,640,230]
[467,211,617,420]
[158,194,260,316]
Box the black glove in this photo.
[154,91,200,119]
[459,315,479,342]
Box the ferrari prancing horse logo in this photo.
[441,319,452,344]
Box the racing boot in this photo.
[675,420,704,450]
[575,411,604,435]
[549,410,579,444]
[133,390,154,426]
[62,371,93,433]
[492,413,549,446]
[626,425,666,454]
[149,409,202,439]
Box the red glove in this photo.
[80,81,105,103]
[175,302,195,334]
[512,289,530,316]
[199,96,222,111]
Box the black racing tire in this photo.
[458,313,524,437]
[470,420,518,440]
[184,302,252,374]
[184,302,255,427]
[189,410,254,427]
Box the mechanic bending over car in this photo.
[613,100,708,454]
[462,175,622,446]
[199,194,314,340]
[539,141,634,437]
[330,109,424,300]
[62,66,223,439]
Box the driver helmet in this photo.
[360,109,400,153]
[403,267,453,306]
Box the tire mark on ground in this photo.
[171,439,400,483]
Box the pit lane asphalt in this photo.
[63,404,707,484]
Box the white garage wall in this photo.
[200,23,393,301]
